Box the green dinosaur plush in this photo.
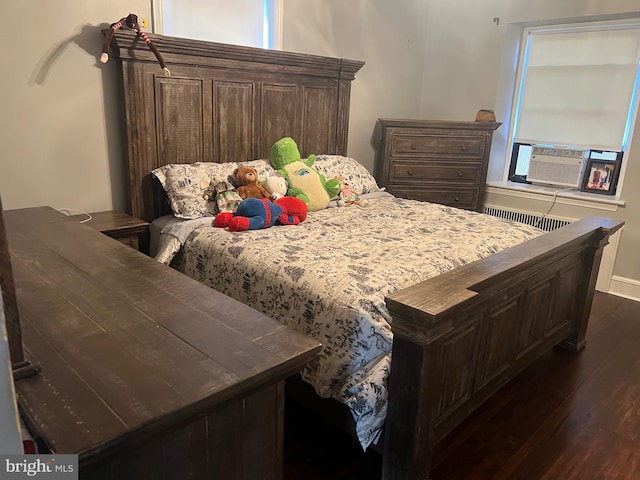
[269,137,341,211]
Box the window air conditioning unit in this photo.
[527,145,589,188]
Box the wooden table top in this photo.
[5,207,321,460]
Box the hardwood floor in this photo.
[284,292,640,479]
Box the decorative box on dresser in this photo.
[376,118,502,212]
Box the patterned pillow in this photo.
[152,163,235,219]
[313,155,381,194]
[152,161,277,219]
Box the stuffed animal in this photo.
[233,166,270,200]
[214,197,307,232]
[263,174,288,200]
[269,137,341,211]
[101,13,170,77]
[202,180,216,202]
[274,196,308,225]
[336,176,367,207]
[206,178,243,213]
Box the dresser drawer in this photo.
[388,186,479,210]
[389,161,483,184]
[392,134,485,158]
[111,232,141,250]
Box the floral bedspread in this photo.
[170,194,543,449]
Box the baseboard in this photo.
[608,275,640,302]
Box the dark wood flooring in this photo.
[283,292,640,479]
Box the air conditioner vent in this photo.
[527,145,589,188]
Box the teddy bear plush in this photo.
[214,197,307,232]
[233,166,271,200]
[269,137,341,211]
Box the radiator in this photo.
[483,206,573,232]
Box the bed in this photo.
[109,30,623,479]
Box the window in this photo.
[507,21,640,195]
[152,0,282,49]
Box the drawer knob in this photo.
[457,171,464,177]
[455,196,460,202]
[411,144,417,150]
[460,145,468,151]
[407,169,414,176]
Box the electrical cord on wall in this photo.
[533,186,576,229]
[57,208,92,223]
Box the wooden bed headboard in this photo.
[110,30,364,222]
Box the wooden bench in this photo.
[5,206,321,480]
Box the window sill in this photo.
[486,181,626,212]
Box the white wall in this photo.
[0,0,150,214]
[420,0,511,121]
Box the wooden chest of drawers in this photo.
[376,119,501,211]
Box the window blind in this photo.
[515,25,640,151]
[160,0,275,49]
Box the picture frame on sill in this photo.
[580,159,620,195]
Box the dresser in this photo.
[6,207,321,480]
[376,119,501,212]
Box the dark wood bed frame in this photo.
[110,30,624,479]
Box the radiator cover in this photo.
[483,206,573,232]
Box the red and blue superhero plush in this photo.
[214,197,307,232]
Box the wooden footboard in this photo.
[383,216,623,480]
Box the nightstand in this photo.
[72,210,149,251]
